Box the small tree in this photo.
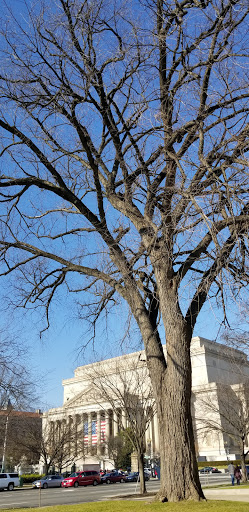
[107,430,133,471]
[0,408,42,471]
[0,330,36,410]
[86,355,156,494]
[195,382,249,482]
[21,418,81,475]
[0,329,39,472]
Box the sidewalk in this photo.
[204,488,249,502]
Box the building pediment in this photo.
[63,386,98,409]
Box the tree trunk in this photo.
[241,448,248,482]
[137,451,146,494]
[143,272,204,501]
[130,261,205,501]
[155,359,204,501]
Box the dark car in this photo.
[101,471,126,484]
[199,466,221,474]
[126,471,150,482]
[126,472,139,482]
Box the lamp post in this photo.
[2,412,9,472]
[1,399,12,473]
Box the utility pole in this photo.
[1,400,12,472]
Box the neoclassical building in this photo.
[42,337,249,472]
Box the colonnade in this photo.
[48,408,159,460]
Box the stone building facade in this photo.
[42,336,249,472]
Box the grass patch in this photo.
[1,501,249,512]
[205,483,249,489]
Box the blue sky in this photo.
[1,274,236,412]
[1,0,248,413]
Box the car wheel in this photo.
[120,478,125,483]
[92,480,98,486]
[74,482,79,488]
[43,483,48,489]
[106,479,111,484]
[8,483,14,491]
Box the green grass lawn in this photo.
[1,501,249,512]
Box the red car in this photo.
[62,471,101,487]
[101,471,126,484]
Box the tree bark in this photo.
[137,451,146,494]
[155,338,204,501]
[136,264,205,501]
[240,444,248,482]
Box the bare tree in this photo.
[0,329,37,410]
[195,382,249,482]
[0,0,249,501]
[0,408,42,471]
[105,430,132,471]
[22,419,81,475]
[86,356,156,494]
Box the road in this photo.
[0,474,231,509]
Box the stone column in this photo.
[154,413,159,452]
[113,410,118,436]
[74,415,81,457]
[148,418,153,458]
[145,423,150,450]
[121,409,127,430]
[67,416,73,456]
[105,410,110,456]
[56,420,61,441]
[88,412,92,452]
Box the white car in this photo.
[0,473,20,491]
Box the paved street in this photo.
[0,474,243,509]
[0,480,159,509]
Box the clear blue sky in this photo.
[1,0,247,413]
[1,276,235,412]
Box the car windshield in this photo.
[69,473,80,477]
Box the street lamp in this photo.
[1,399,12,473]
[2,413,9,472]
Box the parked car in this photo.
[62,471,101,488]
[32,475,64,489]
[199,466,221,474]
[101,471,126,484]
[0,473,19,491]
[126,472,139,482]
[126,471,150,482]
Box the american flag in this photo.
[101,419,106,442]
[92,420,97,444]
[83,418,106,445]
